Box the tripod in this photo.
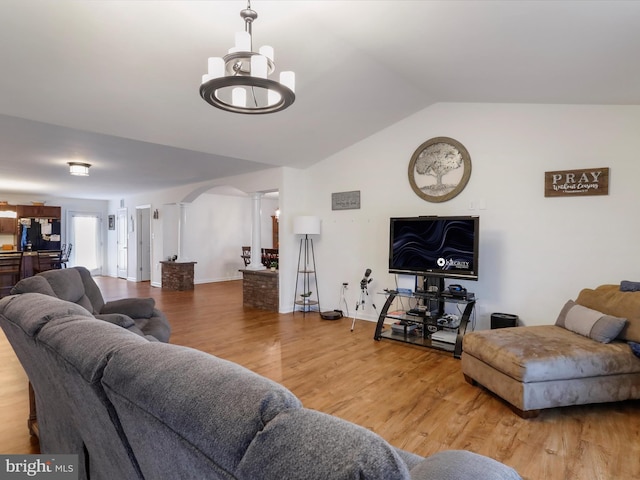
[351,280,378,332]
[338,283,350,317]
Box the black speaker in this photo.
[491,313,518,329]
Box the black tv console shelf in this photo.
[374,289,475,359]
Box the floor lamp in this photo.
[293,216,321,314]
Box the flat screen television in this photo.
[388,216,479,281]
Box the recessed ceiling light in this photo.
[68,162,91,176]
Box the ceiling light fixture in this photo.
[199,0,295,114]
[68,162,91,176]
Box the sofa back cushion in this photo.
[39,268,95,313]
[576,285,640,342]
[102,342,303,479]
[0,292,93,337]
[10,275,57,297]
[73,266,106,312]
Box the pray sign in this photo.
[545,167,609,197]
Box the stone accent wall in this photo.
[241,269,279,312]
[161,261,196,291]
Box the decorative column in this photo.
[162,202,197,291]
[176,202,190,262]
[247,192,265,270]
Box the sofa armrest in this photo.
[409,451,522,480]
[237,408,412,479]
[394,448,424,470]
[95,313,154,340]
[95,313,136,329]
[101,297,155,319]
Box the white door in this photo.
[117,208,128,279]
[136,207,151,282]
[68,212,102,275]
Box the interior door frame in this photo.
[136,205,151,282]
[116,208,128,279]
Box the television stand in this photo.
[374,288,475,359]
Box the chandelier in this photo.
[199,1,295,114]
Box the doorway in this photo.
[68,212,102,275]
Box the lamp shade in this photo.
[293,216,321,235]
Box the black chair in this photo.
[261,248,279,268]
[241,246,251,267]
[58,243,72,268]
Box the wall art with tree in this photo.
[408,137,472,203]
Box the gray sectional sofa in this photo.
[0,291,522,480]
[11,266,171,342]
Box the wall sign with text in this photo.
[331,191,361,210]
[544,167,609,197]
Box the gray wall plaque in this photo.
[331,191,361,210]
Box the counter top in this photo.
[239,268,279,277]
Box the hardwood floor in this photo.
[1,278,639,479]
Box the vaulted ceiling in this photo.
[1,1,639,200]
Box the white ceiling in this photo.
[1,0,639,200]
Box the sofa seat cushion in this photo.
[463,325,640,383]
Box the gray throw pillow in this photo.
[556,300,626,343]
[620,280,640,292]
[555,299,575,328]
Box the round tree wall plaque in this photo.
[408,137,471,203]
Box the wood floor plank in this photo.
[1,278,639,480]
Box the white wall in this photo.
[181,192,278,283]
[280,103,640,329]
[107,167,283,287]
[99,103,639,329]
